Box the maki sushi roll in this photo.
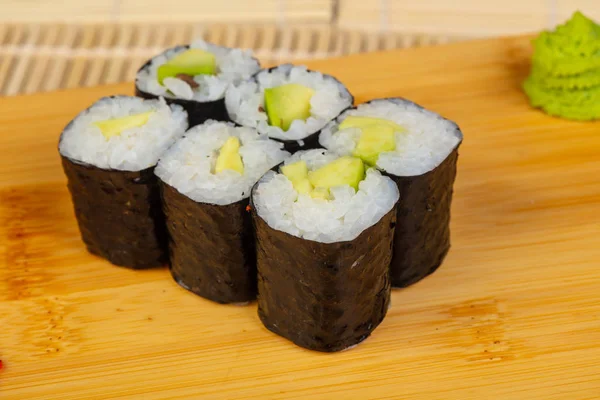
[59,96,188,268]
[155,121,289,303]
[319,98,463,287]
[251,149,399,351]
[226,64,353,152]
[136,40,260,127]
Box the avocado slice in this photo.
[93,111,155,140]
[310,187,330,200]
[294,178,313,195]
[353,125,397,165]
[281,160,308,181]
[215,137,244,175]
[264,84,315,131]
[281,160,313,194]
[339,116,402,166]
[157,49,216,85]
[308,156,365,191]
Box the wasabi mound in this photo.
[524,11,600,121]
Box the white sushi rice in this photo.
[252,149,399,244]
[136,40,261,102]
[225,64,353,141]
[155,121,290,205]
[319,98,462,176]
[59,96,188,171]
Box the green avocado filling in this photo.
[523,11,600,121]
[281,157,365,200]
[93,111,155,140]
[215,137,244,175]
[281,161,313,195]
[157,49,216,85]
[264,84,315,131]
[339,116,403,166]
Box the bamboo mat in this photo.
[0,23,463,96]
[2,0,598,97]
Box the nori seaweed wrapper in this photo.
[227,65,354,153]
[387,149,460,287]
[61,156,168,269]
[320,97,463,288]
[136,85,228,128]
[252,205,396,352]
[160,181,256,304]
[373,98,463,288]
[135,45,260,127]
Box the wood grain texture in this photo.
[1,36,600,399]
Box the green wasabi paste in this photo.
[524,11,600,120]
[523,77,600,120]
[529,66,600,90]
[532,11,600,76]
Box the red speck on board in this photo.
[0,359,3,370]
[245,205,251,212]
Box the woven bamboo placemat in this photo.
[0,23,462,96]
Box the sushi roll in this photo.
[251,149,399,351]
[319,98,463,287]
[226,64,354,152]
[155,121,289,303]
[136,40,260,127]
[59,96,188,268]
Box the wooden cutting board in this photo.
[1,35,599,400]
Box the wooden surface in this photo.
[1,36,600,399]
